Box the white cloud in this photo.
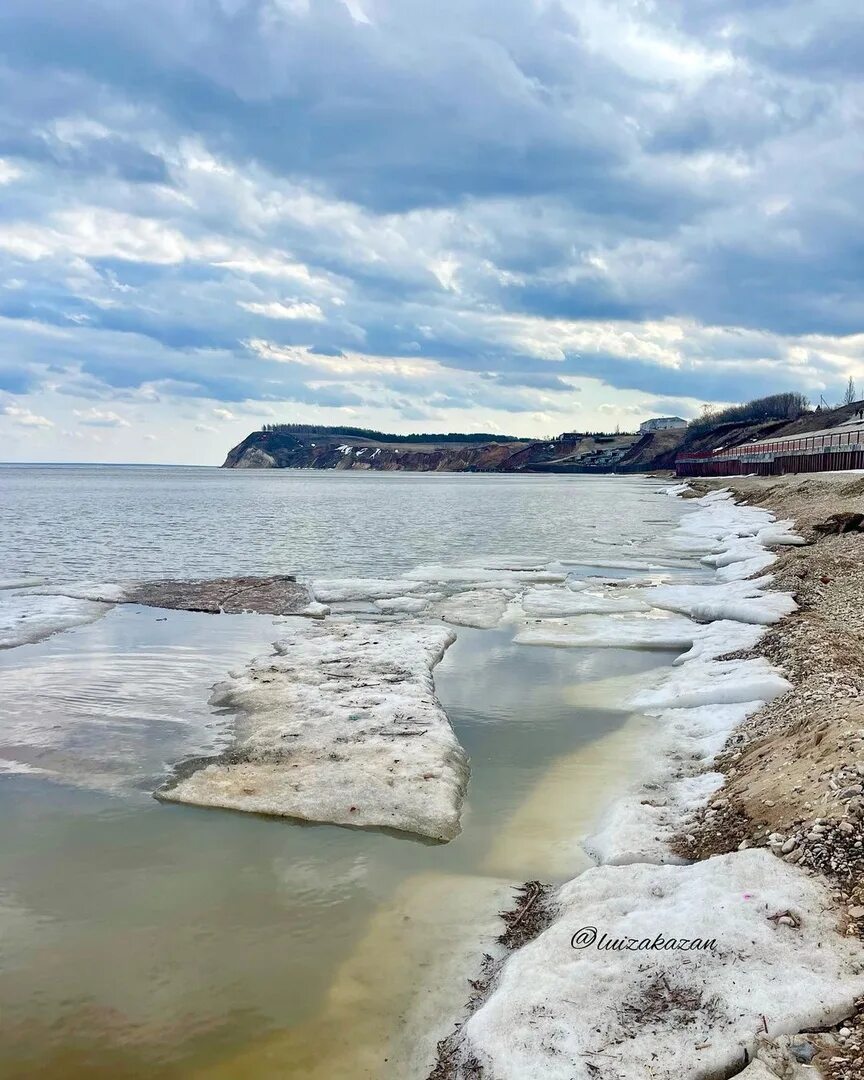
[0,158,21,185]
[73,407,130,427]
[239,299,325,321]
[2,405,53,428]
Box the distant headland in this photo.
[222,395,863,475]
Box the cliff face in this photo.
[222,428,686,472]
[222,430,536,471]
[223,404,864,474]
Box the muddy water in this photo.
[0,468,695,1078]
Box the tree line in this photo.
[259,423,525,443]
[685,392,811,437]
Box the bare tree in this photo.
[843,376,857,406]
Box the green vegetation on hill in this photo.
[684,392,810,438]
[259,423,527,443]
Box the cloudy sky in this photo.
[0,0,862,463]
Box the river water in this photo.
[0,467,697,1078]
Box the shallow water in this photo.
[0,468,697,1077]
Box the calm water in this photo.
[0,465,691,580]
[0,467,696,1078]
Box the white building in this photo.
[639,416,687,434]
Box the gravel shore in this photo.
[672,473,864,1080]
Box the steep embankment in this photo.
[222,427,683,472]
[222,429,534,471]
[223,404,864,474]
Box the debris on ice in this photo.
[514,612,698,651]
[453,850,864,1080]
[159,621,467,842]
[433,590,511,629]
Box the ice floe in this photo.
[631,657,791,711]
[674,619,766,664]
[0,577,49,590]
[31,581,128,603]
[300,600,331,617]
[310,578,425,603]
[373,595,429,614]
[514,612,698,651]
[404,564,565,586]
[0,593,110,649]
[434,589,512,629]
[159,620,467,841]
[644,577,797,625]
[521,587,648,618]
[453,850,864,1080]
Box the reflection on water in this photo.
[0,610,677,1079]
[0,468,697,1078]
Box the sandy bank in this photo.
[429,479,864,1080]
[670,473,864,1079]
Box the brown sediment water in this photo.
[0,610,679,1079]
[481,709,657,880]
[0,469,699,1078]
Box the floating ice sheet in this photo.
[433,589,511,629]
[521,587,648,619]
[514,612,698,651]
[160,621,467,842]
[404,564,565,586]
[0,593,110,649]
[374,596,429,614]
[310,578,425,603]
[631,657,791,711]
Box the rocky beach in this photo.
[431,474,864,1080]
[674,474,864,1079]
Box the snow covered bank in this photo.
[448,850,864,1080]
[580,487,796,867]
[159,621,467,842]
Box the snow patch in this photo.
[456,850,864,1080]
